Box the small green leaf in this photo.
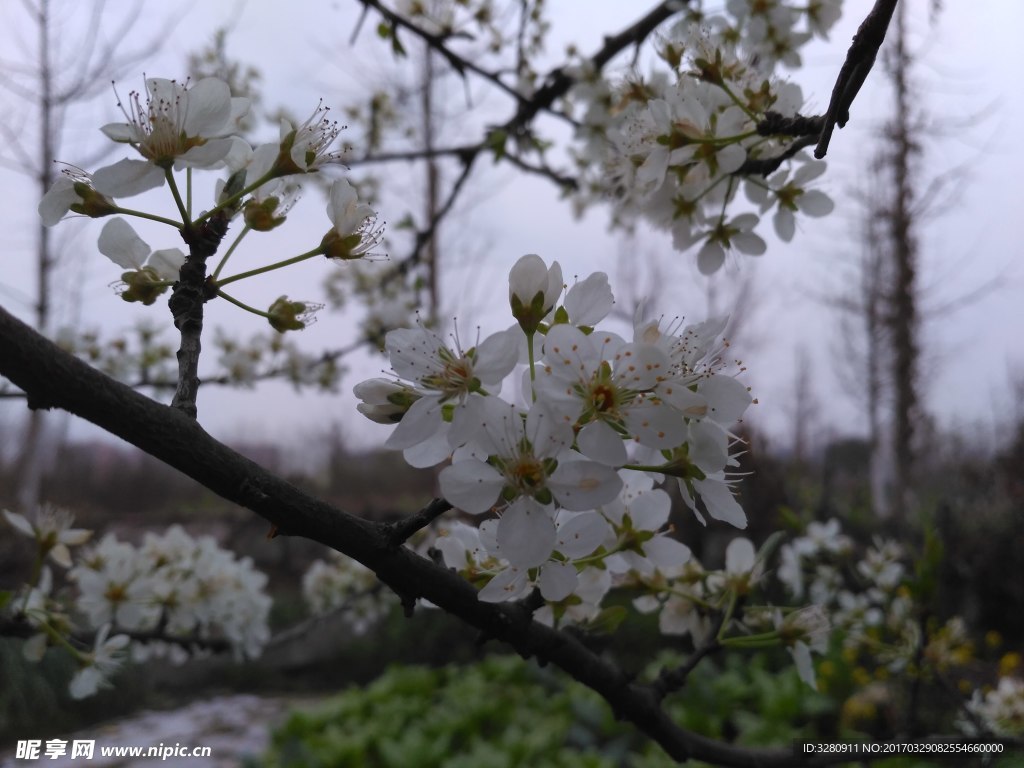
[486,128,508,162]
[391,27,407,57]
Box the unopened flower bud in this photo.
[779,605,831,650]
[320,229,368,260]
[267,296,323,333]
[118,267,169,305]
[72,183,118,218]
[508,254,562,335]
[353,378,421,424]
[244,197,287,231]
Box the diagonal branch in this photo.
[0,301,867,768]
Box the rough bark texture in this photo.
[168,212,231,419]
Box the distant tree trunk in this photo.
[884,1,920,518]
[863,162,894,519]
[421,44,441,325]
[2,0,156,509]
[14,0,57,510]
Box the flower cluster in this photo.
[964,676,1024,738]
[350,256,850,681]
[68,526,271,665]
[568,2,839,272]
[3,509,271,698]
[39,75,382,332]
[302,553,393,635]
[775,520,931,671]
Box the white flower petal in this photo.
[439,460,504,514]
[556,511,610,558]
[733,230,767,256]
[478,567,529,603]
[181,77,233,137]
[623,402,687,450]
[774,208,796,242]
[694,477,746,528]
[38,178,80,226]
[697,241,725,275]
[700,375,752,424]
[92,158,166,198]
[791,641,817,688]
[385,396,441,451]
[176,137,235,169]
[564,272,614,326]
[473,329,520,384]
[578,420,627,466]
[539,561,578,601]
[97,218,150,270]
[643,535,692,569]
[146,249,185,281]
[2,509,34,537]
[497,500,556,568]
[402,429,452,468]
[716,143,747,175]
[726,537,756,574]
[548,459,622,511]
[628,487,671,531]
[800,190,834,217]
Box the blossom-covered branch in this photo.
[0,302,876,767]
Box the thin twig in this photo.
[652,613,726,700]
[384,497,453,547]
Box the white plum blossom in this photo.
[567,10,837,272]
[97,218,185,281]
[537,324,684,465]
[357,254,762,620]
[94,77,249,197]
[378,324,519,465]
[322,179,384,260]
[777,605,831,688]
[963,676,1024,738]
[600,475,691,577]
[353,378,420,425]
[278,102,344,174]
[439,396,622,513]
[69,625,130,700]
[38,168,117,226]
[746,160,834,241]
[3,506,91,568]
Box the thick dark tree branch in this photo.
[1,302,869,768]
[815,0,900,158]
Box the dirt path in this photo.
[0,694,302,767]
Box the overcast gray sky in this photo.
[1,1,1022,460]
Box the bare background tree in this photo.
[0,0,161,508]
